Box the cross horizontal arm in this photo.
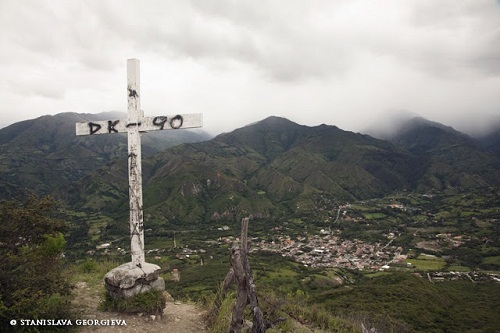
[75,113,203,136]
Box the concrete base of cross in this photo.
[104,262,165,299]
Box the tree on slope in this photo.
[0,195,71,331]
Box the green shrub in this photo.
[0,195,73,332]
[78,259,99,274]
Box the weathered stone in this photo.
[150,276,166,290]
[104,262,165,298]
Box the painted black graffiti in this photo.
[88,122,101,135]
[87,115,184,134]
[170,115,183,129]
[152,115,184,129]
[108,120,119,133]
[131,222,141,236]
[128,153,138,176]
[128,88,139,98]
[153,116,168,130]
[88,120,121,134]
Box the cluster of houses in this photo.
[90,224,404,271]
[89,226,500,284]
[249,233,406,271]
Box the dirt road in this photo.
[73,281,207,333]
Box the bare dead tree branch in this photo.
[213,217,266,333]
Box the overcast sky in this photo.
[1,0,500,135]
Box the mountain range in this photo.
[1,112,499,226]
[0,112,210,199]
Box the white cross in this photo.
[76,59,203,267]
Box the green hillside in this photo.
[71,116,500,230]
[388,117,500,190]
[0,112,210,199]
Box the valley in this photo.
[84,188,500,278]
[2,113,500,332]
[69,187,499,331]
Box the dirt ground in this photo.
[72,281,207,333]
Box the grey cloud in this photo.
[135,0,500,82]
[1,0,499,135]
[119,0,354,81]
[4,0,500,82]
[463,31,500,76]
[407,0,500,77]
[61,1,344,81]
[8,77,66,100]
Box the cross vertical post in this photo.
[127,59,145,267]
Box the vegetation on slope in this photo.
[166,250,500,332]
[0,195,73,332]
